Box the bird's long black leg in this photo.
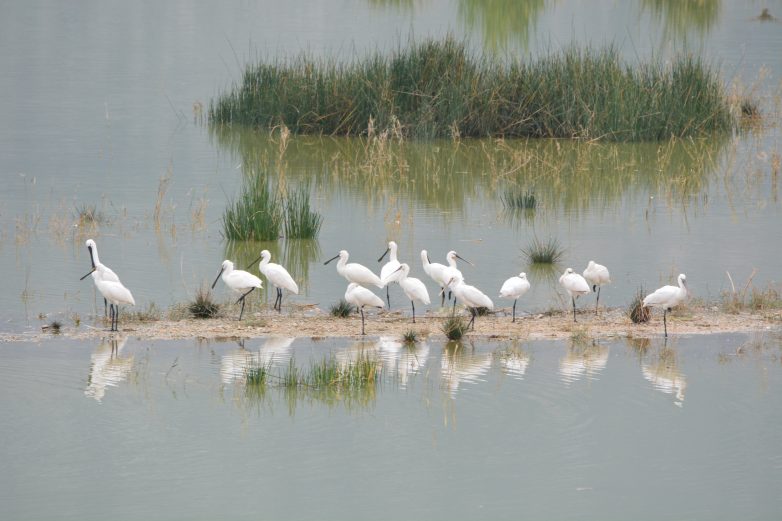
[386,286,391,310]
[512,300,517,323]
[104,298,108,318]
[411,301,416,323]
[468,308,476,330]
[441,287,445,307]
[663,309,668,338]
[572,297,577,323]
[115,306,119,332]
[239,297,246,321]
[595,286,601,315]
[360,307,366,335]
[276,288,282,313]
[452,297,457,317]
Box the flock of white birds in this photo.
[80,239,689,337]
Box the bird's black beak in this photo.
[455,253,474,266]
[80,267,96,281]
[246,254,262,271]
[377,247,390,263]
[212,267,225,289]
[426,253,431,263]
[87,245,95,269]
[324,254,340,265]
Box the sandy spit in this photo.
[2,305,780,343]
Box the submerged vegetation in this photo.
[211,37,735,141]
[222,170,322,241]
[523,237,564,264]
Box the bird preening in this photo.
[80,239,135,332]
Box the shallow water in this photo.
[1,1,781,332]
[1,333,781,520]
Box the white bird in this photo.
[443,250,472,301]
[344,283,385,335]
[583,260,611,314]
[81,263,135,331]
[84,239,120,317]
[212,260,263,320]
[447,277,494,330]
[248,250,298,313]
[559,268,591,322]
[378,241,403,309]
[421,249,449,306]
[324,250,383,288]
[386,263,431,323]
[499,272,531,322]
[642,273,689,337]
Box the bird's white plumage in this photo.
[442,250,465,286]
[379,241,403,286]
[499,272,531,300]
[217,260,263,294]
[257,250,298,294]
[86,239,120,284]
[345,283,385,310]
[583,260,610,289]
[421,249,448,289]
[94,264,135,307]
[394,263,431,306]
[330,250,383,288]
[643,274,688,310]
[559,268,591,298]
[448,277,494,310]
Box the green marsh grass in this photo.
[188,286,220,319]
[501,188,537,210]
[442,316,469,340]
[222,173,283,241]
[211,37,735,141]
[283,184,323,239]
[402,329,418,344]
[523,237,564,264]
[330,299,355,317]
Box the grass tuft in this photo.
[74,204,107,226]
[284,184,323,239]
[628,286,651,323]
[522,237,564,264]
[188,286,220,319]
[330,299,355,318]
[402,329,418,344]
[501,188,536,210]
[222,173,283,241]
[210,37,736,141]
[442,316,469,340]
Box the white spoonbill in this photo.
[247,250,298,313]
[583,260,611,314]
[80,263,135,332]
[344,283,385,335]
[386,263,430,323]
[443,250,473,300]
[84,239,120,317]
[324,250,383,288]
[499,272,531,322]
[642,273,689,338]
[212,260,263,321]
[559,268,591,322]
[447,277,494,330]
[421,250,449,306]
[378,241,403,308]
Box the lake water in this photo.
[1,0,781,330]
[1,333,781,520]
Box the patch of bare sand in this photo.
[3,305,780,343]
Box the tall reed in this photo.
[284,184,323,239]
[210,37,736,141]
[222,174,283,241]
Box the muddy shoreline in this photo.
[2,304,779,343]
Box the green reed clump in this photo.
[307,352,380,390]
[402,329,418,344]
[523,237,564,264]
[246,364,270,387]
[330,299,355,317]
[210,37,736,141]
[222,174,283,241]
[501,188,536,210]
[284,185,323,239]
[188,286,220,319]
[442,316,469,340]
[629,286,651,323]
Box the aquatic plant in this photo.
[43,320,62,334]
[628,286,651,323]
[222,174,283,241]
[210,37,736,141]
[522,237,564,264]
[283,185,323,239]
[501,188,536,210]
[402,329,418,344]
[330,299,355,317]
[188,286,220,319]
[306,352,380,390]
[442,316,469,340]
[74,204,107,226]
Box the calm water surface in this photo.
[1,0,781,331]
[1,333,781,520]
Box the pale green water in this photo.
[1,333,781,520]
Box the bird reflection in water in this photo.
[440,341,492,397]
[375,336,429,388]
[84,336,134,402]
[642,344,687,407]
[559,341,609,384]
[220,336,294,384]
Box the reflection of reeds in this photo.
[210,37,735,141]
